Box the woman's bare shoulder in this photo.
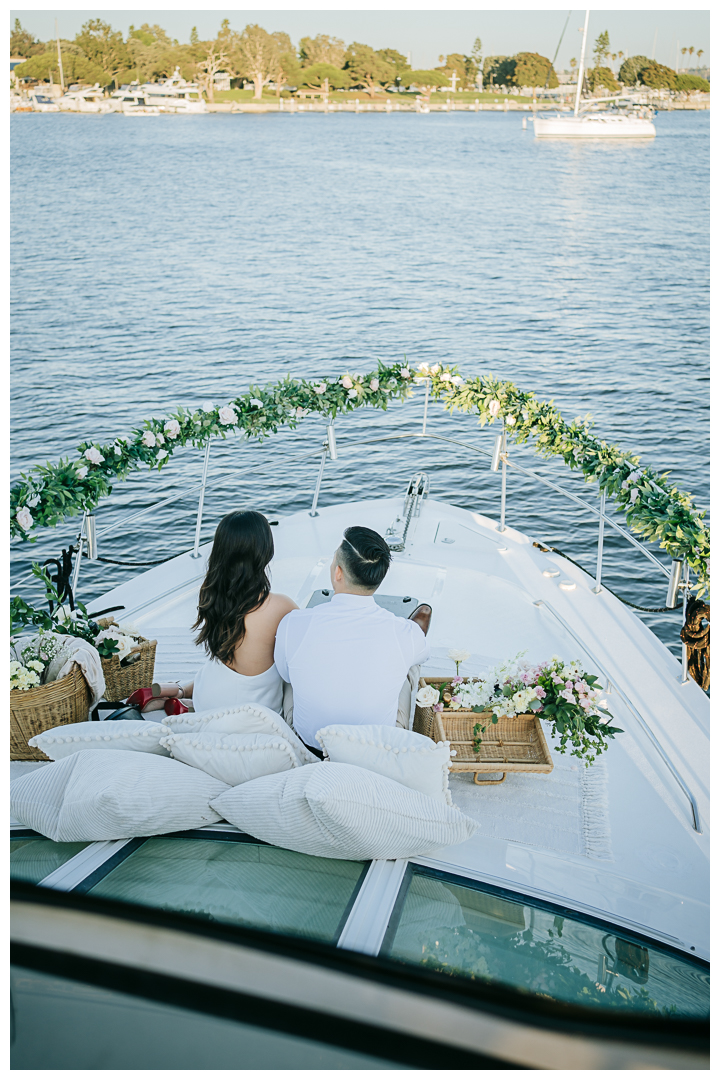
[247,592,298,627]
[267,592,299,616]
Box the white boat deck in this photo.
[74,494,709,960]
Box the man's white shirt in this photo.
[274,593,430,749]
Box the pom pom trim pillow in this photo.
[164,703,317,766]
[29,719,172,760]
[10,749,229,842]
[211,761,477,861]
[316,724,453,805]
[160,730,301,787]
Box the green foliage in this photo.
[300,63,350,91]
[73,19,130,81]
[377,48,409,83]
[639,62,677,90]
[618,55,652,86]
[399,69,451,92]
[483,55,512,86]
[593,30,611,69]
[344,42,396,96]
[675,73,709,92]
[299,34,345,69]
[437,52,477,88]
[10,563,100,644]
[586,66,620,94]
[511,52,559,89]
[189,27,199,46]
[11,18,45,58]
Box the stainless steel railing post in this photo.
[593,490,606,593]
[421,378,430,435]
[70,511,88,598]
[309,449,328,517]
[499,426,507,533]
[191,440,212,559]
[681,560,690,684]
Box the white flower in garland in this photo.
[27,494,40,507]
[249,398,264,409]
[440,372,452,382]
[369,378,379,391]
[218,405,238,425]
[430,364,441,374]
[202,401,214,413]
[295,406,308,418]
[313,383,327,394]
[341,375,354,389]
[488,400,501,417]
[347,388,358,399]
[155,432,165,445]
[400,367,411,378]
[76,465,89,479]
[164,419,181,439]
[157,449,168,461]
[417,363,430,375]
[505,415,516,426]
[15,507,33,531]
[141,431,156,448]
[451,375,464,386]
[84,447,104,466]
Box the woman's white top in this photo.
[192,658,284,716]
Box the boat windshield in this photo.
[62,831,368,945]
[381,865,709,1019]
[11,835,90,884]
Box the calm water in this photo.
[10,110,709,656]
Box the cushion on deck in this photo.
[211,761,477,861]
[316,723,453,805]
[10,749,229,842]
[160,730,303,786]
[29,719,172,760]
[163,703,318,766]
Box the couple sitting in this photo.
[160,511,430,756]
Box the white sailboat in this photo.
[534,10,656,139]
[10,377,708,1067]
[58,85,114,114]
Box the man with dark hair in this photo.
[274,526,431,753]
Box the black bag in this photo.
[91,701,146,723]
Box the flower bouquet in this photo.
[10,630,91,761]
[94,617,157,700]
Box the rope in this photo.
[532,542,681,613]
[680,598,710,691]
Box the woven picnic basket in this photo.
[10,662,92,761]
[97,617,157,700]
[413,676,553,784]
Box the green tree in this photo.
[618,55,652,86]
[377,47,409,85]
[593,30,611,68]
[344,42,395,97]
[230,24,280,99]
[299,34,345,68]
[74,19,130,82]
[586,66,620,94]
[675,73,709,92]
[300,63,350,94]
[438,52,475,89]
[11,18,44,58]
[511,52,559,89]
[639,61,677,90]
[14,43,106,86]
[195,44,231,101]
[483,55,512,87]
[190,27,199,46]
[399,68,451,101]
[270,42,302,96]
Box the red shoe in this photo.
[165,698,189,716]
[127,688,158,710]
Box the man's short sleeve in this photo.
[404,619,431,667]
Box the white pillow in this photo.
[28,720,172,760]
[10,749,229,842]
[160,730,300,787]
[316,724,453,805]
[211,762,477,861]
[165,703,318,767]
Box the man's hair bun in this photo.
[339,526,391,590]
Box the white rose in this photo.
[15,507,33,531]
[488,400,501,417]
[451,376,464,386]
[249,398,264,408]
[400,368,411,378]
[505,415,516,426]
[313,383,327,394]
[417,363,430,374]
[430,364,441,374]
[141,431,156,448]
[164,419,181,439]
[76,465,89,479]
[219,405,238,425]
[202,401,215,413]
[84,447,104,465]
[341,375,353,389]
[155,432,165,445]
[27,494,40,507]
[416,685,440,707]
[295,406,308,418]
[157,449,168,461]
[369,378,379,391]
[347,388,358,399]
[440,372,452,382]
[113,444,122,455]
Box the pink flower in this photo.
[432,702,444,713]
[565,680,573,690]
[488,400,501,417]
[15,507,33,531]
[141,431,156,448]
[369,378,379,391]
[560,689,576,703]
[551,673,563,684]
[83,446,104,465]
[164,419,181,439]
[218,405,238,425]
[534,686,546,699]
[341,376,353,389]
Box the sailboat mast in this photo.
[574,9,590,117]
[56,19,65,92]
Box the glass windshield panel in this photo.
[11,837,89,884]
[86,837,366,944]
[382,868,709,1018]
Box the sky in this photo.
[10,5,711,71]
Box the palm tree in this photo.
[696,49,704,67]
[688,46,695,66]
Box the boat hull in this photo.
[534,115,656,139]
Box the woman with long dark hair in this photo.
[177,510,297,714]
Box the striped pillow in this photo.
[10,749,229,842]
[29,719,172,760]
[211,762,477,861]
[165,703,318,766]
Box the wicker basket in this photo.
[414,676,553,784]
[10,662,92,761]
[97,618,157,701]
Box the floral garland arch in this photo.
[10,361,709,597]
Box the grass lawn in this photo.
[213,88,546,106]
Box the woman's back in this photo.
[230,592,297,676]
